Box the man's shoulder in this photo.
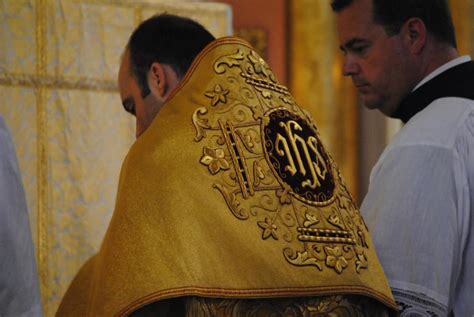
[392,97,473,150]
[371,98,473,182]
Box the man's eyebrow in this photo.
[122,97,135,115]
[340,38,370,51]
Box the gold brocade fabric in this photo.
[184,296,391,317]
[57,38,397,316]
[130,295,393,316]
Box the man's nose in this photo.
[342,57,360,76]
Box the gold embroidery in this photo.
[200,147,230,175]
[184,295,391,317]
[192,107,211,142]
[213,183,249,220]
[276,187,292,204]
[297,227,355,244]
[355,249,369,273]
[284,250,322,270]
[275,120,329,189]
[303,212,319,227]
[257,217,279,240]
[205,84,229,107]
[252,160,265,186]
[325,246,348,274]
[214,49,246,74]
[328,212,345,230]
[195,47,370,274]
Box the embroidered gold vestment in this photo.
[57,37,397,316]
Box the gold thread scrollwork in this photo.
[355,248,368,273]
[252,161,265,186]
[250,104,269,125]
[336,191,356,214]
[214,49,245,74]
[279,95,293,105]
[303,212,319,227]
[327,211,345,230]
[247,50,276,83]
[284,249,323,270]
[357,227,369,248]
[235,129,256,152]
[193,107,211,142]
[213,183,249,220]
[276,187,292,205]
[254,86,273,99]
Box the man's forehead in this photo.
[336,0,379,44]
[336,0,373,25]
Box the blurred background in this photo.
[1,0,472,315]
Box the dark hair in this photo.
[331,0,457,48]
[127,13,215,97]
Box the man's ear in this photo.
[148,62,166,97]
[403,17,426,55]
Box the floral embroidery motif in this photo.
[205,84,229,107]
[325,246,348,274]
[328,212,345,230]
[258,217,278,240]
[200,147,230,175]
[303,212,319,227]
[355,249,368,273]
[248,50,271,78]
[276,187,292,205]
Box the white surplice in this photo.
[0,116,42,316]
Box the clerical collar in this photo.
[393,56,474,123]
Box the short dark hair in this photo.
[127,14,215,97]
[331,0,457,48]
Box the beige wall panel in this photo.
[46,1,134,79]
[140,1,231,38]
[0,0,37,73]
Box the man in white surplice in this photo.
[0,115,42,316]
[332,0,473,316]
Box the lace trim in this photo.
[392,288,448,317]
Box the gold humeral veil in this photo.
[57,37,397,316]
